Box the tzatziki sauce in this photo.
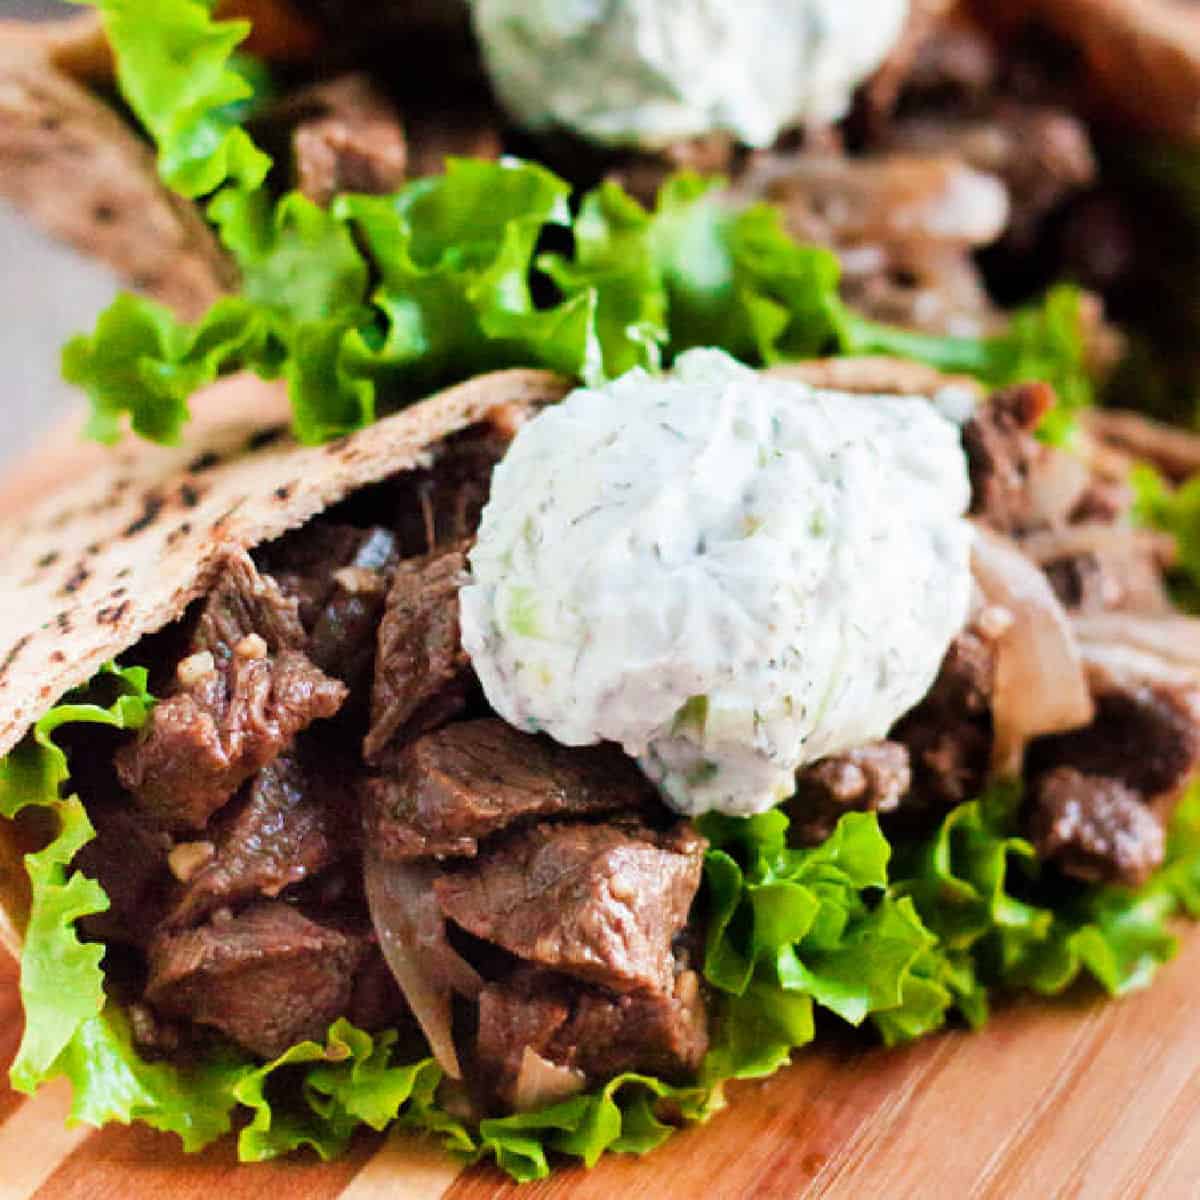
[470,0,912,149]
[460,348,972,817]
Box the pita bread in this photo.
[0,39,237,319]
[0,367,570,954]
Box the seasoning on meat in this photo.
[115,551,347,830]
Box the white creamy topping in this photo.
[470,0,911,149]
[460,349,972,817]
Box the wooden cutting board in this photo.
[3,934,1200,1200]
[2,407,1200,1199]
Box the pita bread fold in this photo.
[0,367,571,958]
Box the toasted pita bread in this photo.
[0,38,237,319]
[0,367,570,956]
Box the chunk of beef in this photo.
[1027,766,1165,886]
[145,902,367,1059]
[167,748,355,928]
[75,797,173,946]
[1029,677,1200,801]
[892,628,995,816]
[291,75,407,207]
[308,535,398,694]
[258,524,398,693]
[476,966,708,1109]
[191,549,307,663]
[116,650,346,832]
[962,382,1056,534]
[435,819,706,995]
[364,545,473,761]
[362,719,660,860]
[789,741,912,847]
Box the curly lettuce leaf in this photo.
[80,0,270,198]
[893,780,1200,999]
[56,1008,244,1151]
[0,665,154,1088]
[475,1073,720,1183]
[697,809,963,1071]
[63,160,602,445]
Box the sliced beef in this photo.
[789,741,912,847]
[362,719,659,860]
[475,966,708,1109]
[75,797,173,946]
[258,523,398,693]
[116,648,346,832]
[434,819,706,996]
[1027,766,1165,887]
[892,627,995,815]
[1028,677,1200,801]
[167,748,355,928]
[962,382,1057,534]
[115,552,347,831]
[364,544,473,761]
[291,74,407,207]
[145,901,367,1058]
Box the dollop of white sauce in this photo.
[460,349,972,817]
[470,0,910,149]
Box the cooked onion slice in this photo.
[971,526,1094,775]
[1023,448,1092,529]
[1073,612,1200,680]
[512,1048,587,1112]
[363,852,482,1079]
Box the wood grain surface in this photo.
[3,934,1200,1199]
